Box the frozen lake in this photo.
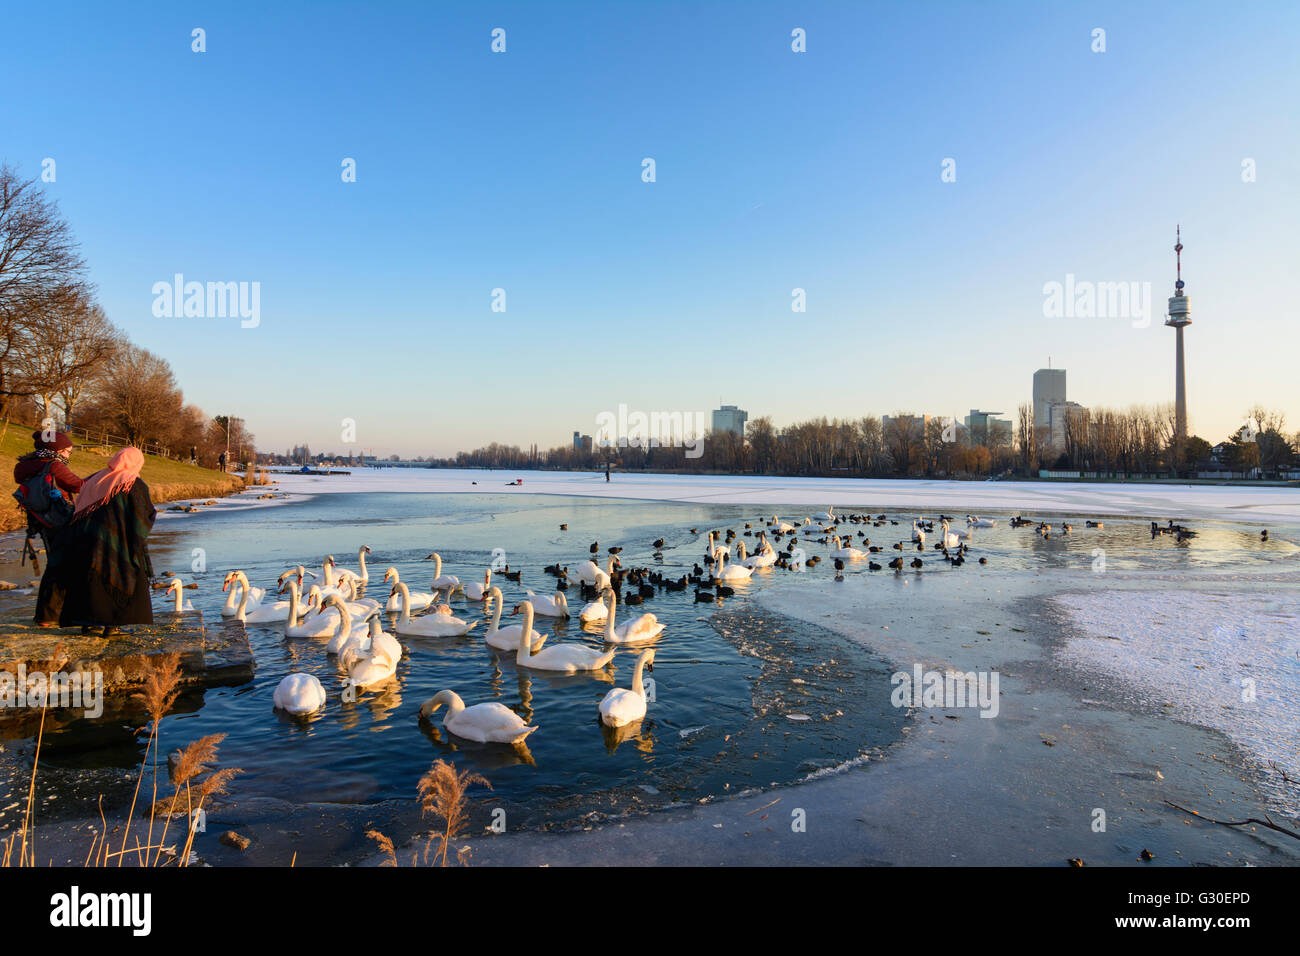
[251,467,1300,524]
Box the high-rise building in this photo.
[573,431,582,449]
[1032,367,1066,430]
[1166,226,1191,443]
[712,404,748,437]
[881,414,933,439]
[965,410,1012,447]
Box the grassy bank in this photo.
[0,426,244,532]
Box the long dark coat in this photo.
[58,481,157,628]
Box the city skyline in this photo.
[4,1,1296,457]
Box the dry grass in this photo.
[0,428,244,532]
[2,653,241,867]
[367,759,491,867]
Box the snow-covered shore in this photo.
[263,467,1299,524]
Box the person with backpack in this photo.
[12,430,84,625]
[56,446,156,636]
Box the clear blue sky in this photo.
[4,1,1296,456]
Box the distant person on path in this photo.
[57,447,156,637]
[605,464,610,482]
[189,445,197,465]
[12,430,84,626]
[219,450,227,472]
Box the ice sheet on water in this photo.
[1054,589,1300,804]
[269,468,1300,523]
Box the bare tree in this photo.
[89,344,184,449]
[18,284,120,426]
[0,165,87,417]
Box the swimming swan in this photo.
[419,689,537,745]
[273,673,327,715]
[164,577,195,612]
[340,617,403,689]
[221,570,266,617]
[426,552,461,593]
[390,583,477,637]
[513,601,615,673]
[601,589,665,644]
[598,649,655,727]
[382,568,433,612]
[526,590,569,617]
[483,586,546,652]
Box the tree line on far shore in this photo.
[423,404,1298,480]
[0,163,254,467]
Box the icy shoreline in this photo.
[262,468,1300,524]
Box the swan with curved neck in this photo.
[513,601,615,673]
[830,535,865,559]
[713,553,753,582]
[462,569,492,601]
[419,690,536,745]
[321,594,372,654]
[390,583,476,637]
[283,580,338,638]
[484,586,546,652]
[574,556,619,589]
[382,568,434,612]
[230,571,294,623]
[339,616,402,689]
[601,588,664,644]
[527,590,569,617]
[221,570,266,617]
[165,577,194,613]
[427,552,461,593]
[598,649,655,727]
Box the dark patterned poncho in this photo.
[58,481,157,628]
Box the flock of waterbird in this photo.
[155,504,1215,749]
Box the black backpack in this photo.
[13,460,75,529]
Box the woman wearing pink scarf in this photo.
[58,447,157,635]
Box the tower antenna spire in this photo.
[1175,224,1183,288]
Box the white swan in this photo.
[911,521,927,546]
[598,649,655,727]
[390,583,477,637]
[578,595,609,623]
[340,576,382,615]
[814,506,835,522]
[527,590,569,618]
[232,573,295,623]
[283,581,337,638]
[221,571,266,617]
[483,587,546,652]
[320,555,354,589]
[739,540,776,569]
[462,569,492,601]
[940,519,972,548]
[573,556,619,589]
[704,532,730,560]
[419,690,537,745]
[273,673,327,715]
[601,589,665,644]
[831,535,866,559]
[768,515,796,532]
[382,568,434,612]
[343,545,373,583]
[164,577,195,612]
[714,553,753,582]
[340,617,403,689]
[967,515,997,528]
[427,552,461,593]
[320,595,375,654]
[276,565,318,600]
[513,601,615,673]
